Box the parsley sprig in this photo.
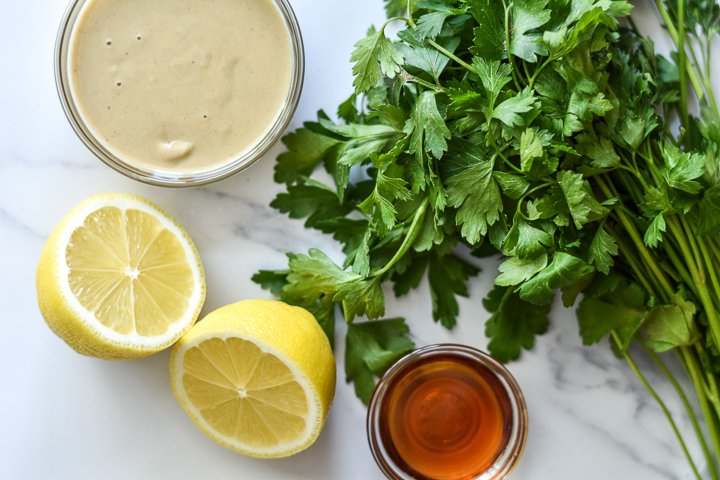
[253,0,720,474]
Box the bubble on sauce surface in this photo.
[159,140,194,161]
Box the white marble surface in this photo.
[0,1,711,479]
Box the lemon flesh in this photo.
[36,193,205,359]
[170,299,336,458]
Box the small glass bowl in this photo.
[367,344,528,480]
[54,0,304,187]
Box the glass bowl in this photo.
[54,0,304,187]
[367,344,528,480]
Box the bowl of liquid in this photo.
[55,0,304,186]
[367,344,528,480]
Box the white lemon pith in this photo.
[170,299,336,458]
[36,193,206,359]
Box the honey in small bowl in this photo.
[367,344,528,480]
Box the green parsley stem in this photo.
[503,0,523,91]
[647,345,720,480]
[666,217,706,290]
[628,152,645,189]
[614,169,645,206]
[612,332,703,480]
[659,259,681,284]
[666,216,720,347]
[678,216,705,281]
[642,157,669,207]
[662,240,696,292]
[606,224,656,296]
[699,237,720,310]
[528,56,554,89]
[682,346,720,475]
[596,176,675,300]
[635,148,656,176]
[427,39,477,76]
[615,164,646,185]
[522,60,532,86]
[485,137,522,175]
[694,343,720,419]
[677,0,689,127]
[595,176,668,297]
[695,341,720,420]
[383,17,411,30]
[685,39,704,91]
[374,197,428,278]
[518,182,553,206]
[402,70,443,92]
[664,230,706,303]
[406,0,416,28]
[516,182,553,221]
[497,150,523,175]
[652,0,705,104]
[711,237,720,267]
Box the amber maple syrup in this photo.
[367,345,527,480]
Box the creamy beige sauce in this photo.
[69,0,292,174]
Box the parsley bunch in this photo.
[253,0,720,474]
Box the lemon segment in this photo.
[36,193,205,359]
[170,299,336,458]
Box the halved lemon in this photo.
[36,193,205,359]
[170,299,336,458]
